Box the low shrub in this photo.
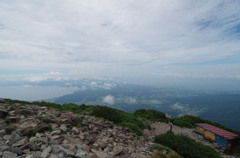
[90,106,145,135]
[154,132,221,158]
[134,109,168,123]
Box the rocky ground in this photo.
[0,98,239,158]
[0,99,155,158]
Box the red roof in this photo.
[196,123,240,140]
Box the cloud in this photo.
[103,95,115,105]
[172,103,184,110]
[0,0,240,86]
[125,97,137,104]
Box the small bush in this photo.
[154,132,221,158]
[134,109,168,123]
[151,144,166,151]
[168,152,182,158]
[90,106,122,124]
[90,106,145,135]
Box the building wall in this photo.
[205,131,216,141]
[197,126,205,134]
[215,135,228,148]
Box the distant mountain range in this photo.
[46,81,240,131]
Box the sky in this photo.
[1,0,240,96]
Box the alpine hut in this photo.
[195,123,240,149]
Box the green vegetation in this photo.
[151,150,182,158]
[171,115,240,135]
[154,132,221,158]
[90,106,145,135]
[134,109,168,123]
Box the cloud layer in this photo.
[0,0,240,85]
[103,95,115,105]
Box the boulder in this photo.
[41,146,52,158]
[12,137,28,147]
[21,126,34,136]
[112,145,124,156]
[2,151,17,158]
[0,129,6,137]
[34,122,49,133]
[60,124,67,132]
[91,150,112,158]
[6,146,22,155]
[72,127,79,134]
[75,149,87,158]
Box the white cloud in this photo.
[0,0,240,86]
[125,97,137,104]
[172,103,184,110]
[103,95,115,105]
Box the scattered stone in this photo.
[112,145,124,156]
[75,149,87,158]
[7,146,22,155]
[4,125,15,134]
[41,146,52,158]
[21,126,34,136]
[34,122,49,133]
[0,129,6,137]
[8,131,22,145]
[60,124,67,132]
[59,145,75,157]
[2,151,17,158]
[72,127,79,134]
[12,137,28,147]
[26,154,35,158]
[92,150,112,158]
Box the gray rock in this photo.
[34,122,49,133]
[41,146,52,158]
[0,129,6,138]
[60,124,67,132]
[48,154,58,158]
[26,154,35,158]
[21,126,34,136]
[75,149,87,158]
[35,132,41,138]
[3,135,11,141]
[6,146,22,155]
[92,150,112,158]
[0,146,10,151]
[59,145,75,157]
[72,127,79,134]
[50,145,60,154]
[57,152,65,158]
[8,131,22,145]
[12,137,28,147]
[112,146,124,156]
[0,151,2,157]
[49,135,65,145]
[2,151,17,158]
